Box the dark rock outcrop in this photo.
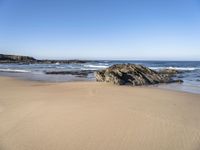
[95,64,183,86]
[45,70,94,77]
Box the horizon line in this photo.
[1,53,200,62]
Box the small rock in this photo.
[159,69,182,75]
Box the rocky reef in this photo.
[95,64,183,86]
[158,69,183,75]
[0,54,93,64]
[45,70,94,77]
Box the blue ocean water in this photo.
[0,61,200,94]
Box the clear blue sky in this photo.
[0,0,200,60]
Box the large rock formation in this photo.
[95,64,183,86]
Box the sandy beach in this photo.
[0,77,200,150]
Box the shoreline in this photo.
[0,60,200,94]
[0,75,199,95]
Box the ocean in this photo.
[0,61,200,94]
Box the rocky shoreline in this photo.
[0,54,185,86]
[0,54,94,64]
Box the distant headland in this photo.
[0,54,93,64]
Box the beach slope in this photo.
[0,77,200,150]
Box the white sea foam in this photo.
[150,67,199,71]
[56,66,65,69]
[84,64,109,68]
[81,68,99,71]
[0,68,30,73]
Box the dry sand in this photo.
[0,76,200,150]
